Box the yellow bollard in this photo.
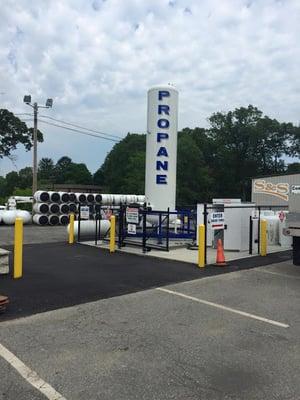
[260,219,267,256]
[110,215,116,253]
[198,224,205,268]
[14,217,23,279]
[68,213,75,244]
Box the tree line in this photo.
[0,105,299,206]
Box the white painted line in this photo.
[255,269,300,280]
[0,343,67,400]
[156,287,289,328]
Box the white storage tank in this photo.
[67,219,110,238]
[145,84,178,211]
[34,191,50,202]
[33,203,49,214]
[16,210,32,224]
[48,191,60,202]
[59,192,70,203]
[2,210,17,225]
[33,214,49,225]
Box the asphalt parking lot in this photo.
[0,242,299,399]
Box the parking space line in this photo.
[255,269,300,280]
[0,343,67,400]
[156,288,289,328]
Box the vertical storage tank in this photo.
[145,84,178,211]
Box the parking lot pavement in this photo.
[0,357,46,400]
[0,225,67,246]
[0,260,299,400]
[0,242,291,321]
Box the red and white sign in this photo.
[211,212,225,230]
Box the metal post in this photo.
[14,218,23,279]
[118,205,123,248]
[142,209,147,253]
[249,216,253,255]
[110,216,116,253]
[32,102,38,195]
[260,219,267,256]
[158,213,162,244]
[203,203,208,264]
[95,215,98,245]
[78,204,81,243]
[68,213,75,244]
[198,224,205,268]
[166,208,170,252]
[257,206,261,254]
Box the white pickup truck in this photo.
[283,184,300,265]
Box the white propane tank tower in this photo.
[145,84,178,211]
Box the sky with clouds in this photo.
[0,0,299,175]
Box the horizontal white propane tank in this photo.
[59,214,69,225]
[33,214,49,225]
[86,193,95,203]
[68,203,77,213]
[48,191,60,202]
[94,194,102,203]
[68,192,76,202]
[59,192,70,203]
[67,219,111,238]
[49,214,59,226]
[49,203,60,214]
[59,203,70,214]
[34,190,50,202]
[33,203,49,214]
[2,210,17,225]
[76,193,87,203]
[16,210,32,224]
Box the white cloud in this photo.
[0,0,299,174]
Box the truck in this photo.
[283,184,300,265]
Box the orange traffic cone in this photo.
[215,239,227,266]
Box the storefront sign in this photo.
[253,180,289,201]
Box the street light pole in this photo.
[23,95,53,195]
[33,102,38,195]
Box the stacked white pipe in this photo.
[33,191,145,226]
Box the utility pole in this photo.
[23,95,53,195]
[33,102,38,194]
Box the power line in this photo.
[37,119,120,142]
[17,112,122,141]
[39,114,122,140]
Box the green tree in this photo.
[286,162,300,174]
[97,133,146,193]
[18,167,32,189]
[176,135,213,206]
[0,109,43,158]
[5,171,19,194]
[38,157,55,181]
[207,105,291,199]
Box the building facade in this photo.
[251,173,300,206]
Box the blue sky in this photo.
[1,0,299,175]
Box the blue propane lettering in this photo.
[158,91,170,100]
[156,90,171,185]
[156,175,167,184]
[157,147,169,157]
[157,119,169,129]
[158,105,169,115]
[156,161,168,171]
[157,133,169,142]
